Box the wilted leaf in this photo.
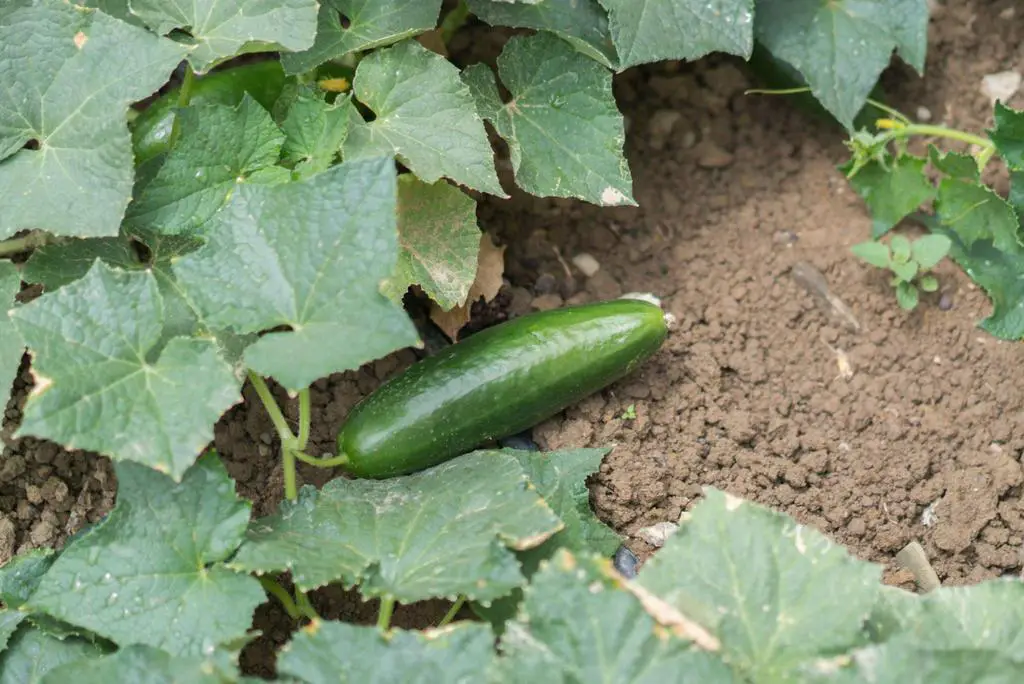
[429,232,505,340]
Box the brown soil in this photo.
[2,0,1024,678]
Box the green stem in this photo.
[297,389,311,451]
[282,447,298,501]
[439,0,470,43]
[247,371,296,444]
[864,98,911,125]
[0,231,51,258]
[166,62,196,150]
[377,596,396,631]
[292,450,350,469]
[294,588,320,621]
[260,576,301,621]
[884,123,991,150]
[437,596,465,627]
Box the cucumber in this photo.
[131,60,287,164]
[337,298,669,479]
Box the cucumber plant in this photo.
[851,233,951,310]
[6,0,1020,682]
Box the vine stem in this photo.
[260,576,301,621]
[877,121,992,150]
[297,389,311,451]
[377,596,396,631]
[293,450,349,469]
[439,0,470,43]
[246,371,301,500]
[0,231,51,258]
[166,61,196,151]
[437,596,465,628]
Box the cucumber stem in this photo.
[247,371,302,499]
[377,596,396,631]
[282,446,298,501]
[293,450,349,469]
[259,576,301,621]
[297,389,311,451]
[294,587,320,621]
[166,61,196,151]
[247,371,296,444]
[437,596,465,627]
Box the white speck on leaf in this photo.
[600,186,629,205]
[74,31,87,49]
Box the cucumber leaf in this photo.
[840,156,935,238]
[277,87,352,179]
[0,263,25,421]
[343,39,505,197]
[463,32,634,206]
[0,625,108,684]
[0,613,25,655]
[231,450,563,603]
[988,101,1024,169]
[754,0,928,129]
[598,0,754,68]
[280,0,444,75]
[125,97,286,236]
[9,262,242,479]
[0,0,186,240]
[0,549,56,610]
[467,0,618,69]
[636,488,882,681]
[278,621,497,684]
[935,179,1022,254]
[127,0,318,73]
[24,453,264,657]
[496,549,735,683]
[172,157,420,392]
[38,644,242,684]
[382,175,482,310]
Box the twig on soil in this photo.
[895,541,941,592]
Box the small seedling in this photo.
[851,233,951,310]
[621,404,637,420]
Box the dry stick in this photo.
[895,541,941,592]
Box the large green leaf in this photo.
[755,0,928,129]
[598,0,754,68]
[25,453,264,657]
[463,32,634,206]
[0,625,108,684]
[496,549,736,682]
[636,488,882,681]
[803,646,1023,683]
[128,0,318,73]
[0,549,56,610]
[381,174,481,310]
[172,157,420,392]
[281,0,444,75]
[38,644,241,684]
[278,621,497,683]
[231,450,563,603]
[344,39,505,197]
[0,0,186,240]
[9,261,242,479]
[125,97,286,235]
[467,0,618,69]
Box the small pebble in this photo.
[981,71,1021,105]
[613,545,640,579]
[497,430,539,451]
[636,521,679,548]
[939,292,954,311]
[531,293,564,311]
[533,273,558,295]
[572,253,601,277]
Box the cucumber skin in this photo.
[337,299,668,479]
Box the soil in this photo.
[3,0,1024,678]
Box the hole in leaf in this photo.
[338,13,351,29]
[23,139,40,151]
[129,237,152,266]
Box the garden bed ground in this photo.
[1,0,1022,678]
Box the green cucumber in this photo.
[131,60,287,164]
[336,298,669,479]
